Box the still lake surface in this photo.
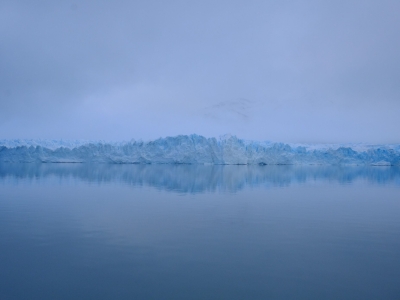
[1,164,400,299]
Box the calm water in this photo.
[1,164,400,299]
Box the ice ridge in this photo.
[0,135,399,165]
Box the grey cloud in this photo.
[0,0,399,142]
[203,98,256,121]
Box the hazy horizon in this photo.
[1,0,399,143]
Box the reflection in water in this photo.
[1,163,399,192]
[1,163,400,300]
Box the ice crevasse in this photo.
[0,134,399,165]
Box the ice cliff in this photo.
[1,134,399,165]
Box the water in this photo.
[1,164,400,299]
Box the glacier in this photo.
[0,134,399,165]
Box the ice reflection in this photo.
[1,163,399,193]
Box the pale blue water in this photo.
[1,164,400,299]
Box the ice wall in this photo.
[1,135,399,165]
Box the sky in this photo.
[1,0,399,143]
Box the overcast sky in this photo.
[1,0,399,143]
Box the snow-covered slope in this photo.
[1,135,399,165]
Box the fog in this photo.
[1,0,399,143]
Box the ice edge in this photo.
[1,134,399,165]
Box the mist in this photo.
[1,0,399,143]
